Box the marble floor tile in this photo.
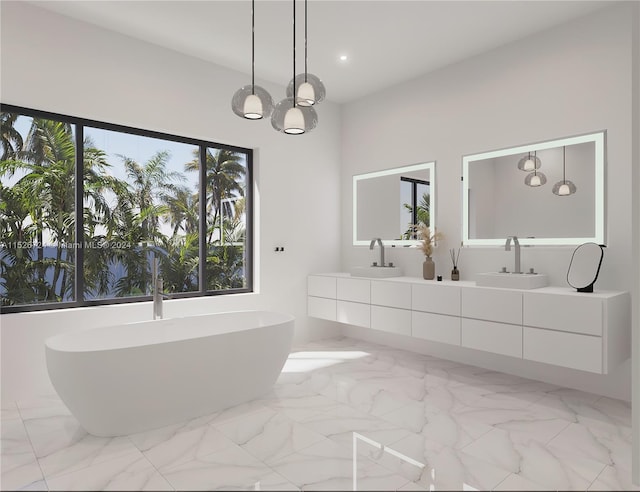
[588,464,640,491]
[263,394,344,422]
[547,422,632,472]
[493,472,556,491]
[129,420,236,471]
[22,412,140,480]
[45,451,172,491]
[369,431,510,490]
[1,401,21,421]
[0,453,45,492]
[463,427,607,490]
[214,406,327,465]
[298,402,410,449]
[159,438,276,491]
[269,437,409,491]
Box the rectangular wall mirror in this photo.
[353,161,436,246]
[462,131,605,246]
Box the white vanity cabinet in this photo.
[307,274,630,374]
[522,289,630,373]
[411,283,461,345]
[307,275,338,321]
[460,287,523,357]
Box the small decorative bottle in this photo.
[450,248,461,281]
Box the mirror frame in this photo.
[353,161,436,246]
[461,131,606,246]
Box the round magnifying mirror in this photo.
[567,242,604,293]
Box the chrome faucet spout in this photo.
[505,236,522,274]
[369,237,385,267]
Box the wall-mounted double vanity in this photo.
[307,273,630,374]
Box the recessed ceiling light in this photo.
[339,54,348,62]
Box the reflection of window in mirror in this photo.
[400,176,430,239]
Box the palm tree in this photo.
[185,148,246,243]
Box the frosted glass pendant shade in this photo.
[284,107,305,134]
[517,153,541,172]
[286,73,326,106]
[271,97,318,134]
[231,85,274,120]
[552,180,577,196]
[525,171,547,187]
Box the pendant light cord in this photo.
[304,0,308,82]
[251,0,255,94]
[563,146,566,183]
[293,0,297,107]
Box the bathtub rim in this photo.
[45,309,295,354]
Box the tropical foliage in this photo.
[0,111,249,308]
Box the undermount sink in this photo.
[476,272,548,290]
[350,266,403,278]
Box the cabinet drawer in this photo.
[371,305,411,336]
[337,301,370,328]
[462,288,522,325]
[461,318,522,358]
[412,311,461,345]
[523,293,602,336]
[523,327,602,373]
[371,281,411,309]
[308,275,337,299]
[337,278,371,303]
[412,284,461,316]
[308,296,336,321]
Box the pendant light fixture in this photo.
[231,0,273,120]
[272,0,317,134]
[552,146,577,196]
[517,151,541,172]
[525,164,547,187]
[285,0,326,106]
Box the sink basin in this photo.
[476,272,548,290]
[350,266,403,278]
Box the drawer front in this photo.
[371,281,411,309]
[308,296,336,321]
[461,318,522,358]
[412,311,461,345]
[337,278,371,303]
[371,305,411,336]
[523,293,602,336]
[337,300,370,328]
[462,288,522,325]
[412,284,461,316]
[523,327,603,373]
[308,275,337,299]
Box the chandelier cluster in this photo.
[231,0,326,135]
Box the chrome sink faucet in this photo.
[152,257,163,320]
[369,237,385,267]
[505,236,522,274]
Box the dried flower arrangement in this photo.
[414,223,443,258]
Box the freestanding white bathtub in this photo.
[45,310,294,437]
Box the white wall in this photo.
[0,1,342,401]
[341,4,636,400]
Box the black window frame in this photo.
[0,104,254,314]
[400,175,430,230]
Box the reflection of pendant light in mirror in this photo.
[525,167,547,187]
[231,0,273,120]
[552,146,577,196]
[517,151,541,172]
[272,0,317,134]
[286,0,326,106]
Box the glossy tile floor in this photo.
[1,336,637,491]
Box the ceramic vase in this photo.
[423,257,435,280]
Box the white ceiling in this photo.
[29,0,615,104]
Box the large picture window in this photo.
[0,105,253,313]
